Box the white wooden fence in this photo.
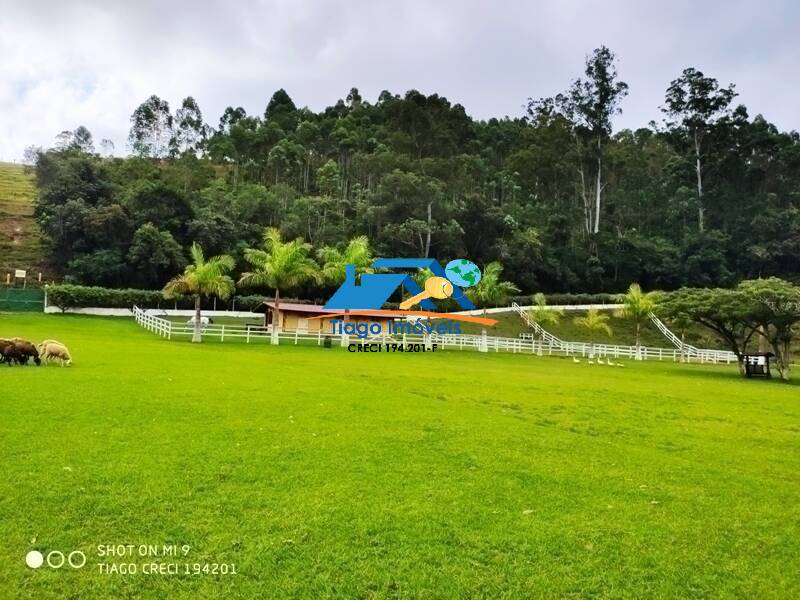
[133,306,735,363]
[511,303,736,364]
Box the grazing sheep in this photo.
[16,339,41,365]
[0,339,14,365]
[41,342,72,366]
[2,338,40,366]
[37,339,65,355]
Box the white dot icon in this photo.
[26,550,44,569]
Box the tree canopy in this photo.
[29,47,800,298]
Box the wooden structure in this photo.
[259,302,393,335]
[742,353,774,378]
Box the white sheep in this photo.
[37,339,65,355]
[41,342,72,366]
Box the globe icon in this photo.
[445,259,481,288]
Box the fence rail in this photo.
[511,302,736,364]
[133,306,735,363]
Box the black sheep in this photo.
[1,339,41,366]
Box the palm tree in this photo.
[238,228,319,341]
[574,309,612,359]
[528,293,563,355]
[615,283,660,360]
[466,262,520,349]
[163,243,235,343]
[466,262,520,313]
[318,235,373,285]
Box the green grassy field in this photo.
[1,313,798,598]
[0,162,46,276]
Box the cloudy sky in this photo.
[1,0,798,160]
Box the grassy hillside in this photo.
[0,162,47,277]
[0,314,798,597]
[461,310,727,349]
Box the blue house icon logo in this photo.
[324,258,477,311]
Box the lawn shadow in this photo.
[670,364,800,387]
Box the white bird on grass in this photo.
[572,357,580,364]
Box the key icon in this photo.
[400,276,454,310]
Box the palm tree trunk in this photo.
[192,295,202,343]
[271,288,281,345]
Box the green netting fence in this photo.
[0,287,45,312]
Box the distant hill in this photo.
[0,162,48,279]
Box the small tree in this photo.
[660,287,758,375]
[163,243,235,343]
[574,309,612,358]
[615,283,660,360]
[739,278,800,381]
[466,262,520,346]
[528,293,563,355]
[239,228,319,342]
[667,311,694,363]
[318,236,373,285]
[466,262,520,313]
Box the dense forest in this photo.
[28,46,800,295]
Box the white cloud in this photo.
[1,0,798,160]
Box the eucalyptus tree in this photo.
[528,46,628,245]
[129,95,174,158]
[662,68,737,232]
[172,96,208,156]
[163,243,235,343]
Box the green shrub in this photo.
[45,284,291,312]
[46,285,166,311]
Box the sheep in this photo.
[41,342,72,366]
[0,339,14,365]
[1,338,40,366]
[37,339,65,355]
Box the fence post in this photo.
[221,325,225,343]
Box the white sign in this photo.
[14,269,26,278]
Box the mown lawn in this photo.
[1,313,798,598]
